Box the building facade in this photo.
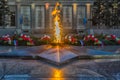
[0,0,94,34]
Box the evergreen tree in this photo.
[92,0,120,28]
[0,0,11,27]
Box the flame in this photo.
[52,2,62,43]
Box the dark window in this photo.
[10,12,15,26]
[9,6,16,27]
[0,13,3,26]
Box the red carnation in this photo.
[71,37,77,44]
[106,36,111,40]
[30,40,34,44]
[111,35,116,40]
[89,34,92,37]
[87,35,90,38]
[117,40,120,44]
[25,37,30,41]
[84,37,88,41]
[41,36,50,41]
[94,38,99,42]
[91,37,95,41]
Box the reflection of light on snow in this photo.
[54,70,61,78]
[50,69,64,80]
[56,46,60,62]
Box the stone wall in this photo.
[0,29,16,36]
[93,29,120,37]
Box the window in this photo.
[49,6,54,29]
[35,6,45,29]
[77,6,86,27]
[62,6,72,28]
[9,6,16,27]
[0,13,2,27]
[20,6,31,29]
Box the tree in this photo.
[92,0,120,28]
[0,0,11,27]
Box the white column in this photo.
[31,3,35,33]
[86,3,92,34]
[73,3,77,30]
[86,3,91,19]
[45,3,50,32]
[16,0,21,29]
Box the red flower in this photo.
[91,37,95,41]
[71,37,76,43]
[117,40,120,44]
[41,35,51,41]
[94,38,99,42]
[89,34,92,37]
[105,35,111,40]
[19,34,34,45]
[84,37,88,41]
[111,35,116,40]
[1,35,11,41]
[71,38,74,42]
[43,37,49,40]
[87,35,90,38]
[29,40,34,44]
[25,37,30,41]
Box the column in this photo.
[86,3,91,19]
[15,0,23,34]
[86,3,92,34]
[31,3,35,34]
[16,0,21,29]
[62,6,72,29]
[73,3,77,30]
[45,3,50,33]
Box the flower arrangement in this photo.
[64,35,78,44]
[84,34,102,46]
[105,35,116,40]
[0,34,119,46]
[116,38,120,44]
[105,34,120,45]
[40,35,51,44]
[18,34,34,46]
[0,34,12,45]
